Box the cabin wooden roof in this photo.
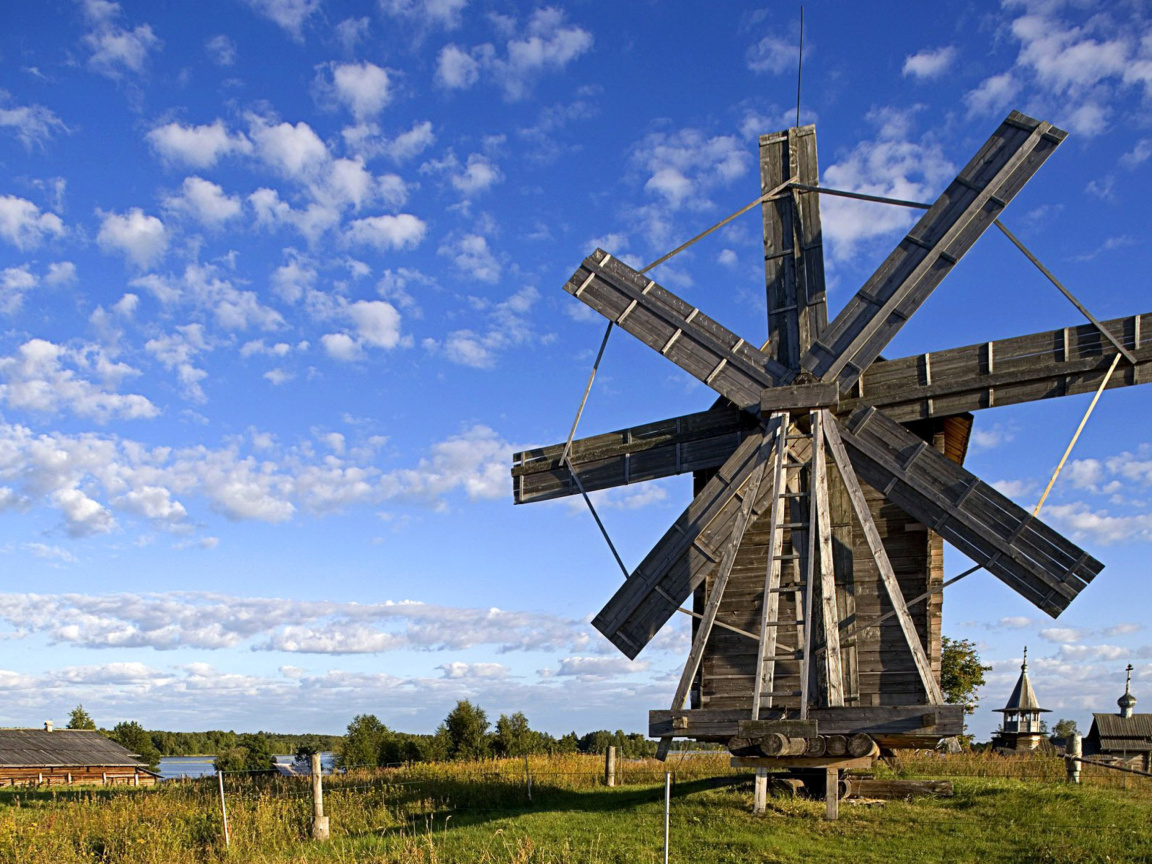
[1091,713,1152,742]
[0,729,147,768]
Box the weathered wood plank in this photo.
[761,125,828,368]
[802,112,1066,392]
[811,412,845,707]
[823,411,945,705]
[650,704,964,738]
[839,406,1102,616]
[564,250,789,411]
[751,417,789,715]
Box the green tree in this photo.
[339,714,388,769]
[940,637,991,712]
[109,721,161,771]
[1052,718,1079,739]
[66,704,96,730]
[493,712,536,757]
[444,700,490,760]
[213,733,277,773]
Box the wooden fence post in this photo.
[1067,734,1082,784]
[604,746,616,787]
[753,767,767,813]
[311,753,330,841]
[217,770,230,849]
[524,754,532,801]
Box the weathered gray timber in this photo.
[513,109,1137,760]
[802,112,1066,391]
[761,124,828,368]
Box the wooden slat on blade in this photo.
[593,426,781,658]
[803,112,1066,392]
[564,250,790,412]
[846,312,1152,423]
[836,407,1101,616]
[511,403,756,504]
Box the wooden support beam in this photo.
[811,412,844,707]
[652,705,965,740]
[822,411,945,705]
[803,112,1066,393]
[751,416,790,717]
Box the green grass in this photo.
[2,753,1150,863]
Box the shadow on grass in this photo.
[347,775,746,840]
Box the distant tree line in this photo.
[337,700,696,768]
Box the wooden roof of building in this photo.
[1091,712,1152,743]
[0,729,147,768]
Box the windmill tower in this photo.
[512,111,1147,768]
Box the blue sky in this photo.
[0,0,1150,742]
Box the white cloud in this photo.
[746,33,799,75]
[342,120,435,163]
[439,662,509,680]
[248,188,341,243]
[0,339,158,422]
[903,45,957,79]
[46,261,78,287]
[53,487,116,537]
[96,208,168,269]
[348,300,402,348]
[82,7,161,78]
[345,213,427,250]
[321,332,363,362]
[163,176,242,227]
[964,72,1022,118]
[437,232,500,283]
[241,0,321,40]
[380,0,469,30]
[1120,138,1152,170]
[495,7,593,100]
[329,62,392,121]
[0,267,38,315]
[144,323,210,402]
[435,44,481,89]
[248,116,330,179]
[820,107,953,262]
[0,195,65,250]
[632,128,748,212]
[204,34,236,65]
[0,92,68,149]
[423,285,537,368]
[555,656,648,680]
[434,9,591,100]
[25,543,77,563]
[147,120,253,169]
[451,153,503,195]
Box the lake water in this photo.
[159,753,337,780]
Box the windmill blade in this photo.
[564,250,791,412]
[842,312,1152,423]
[802,111,1067,392]
[835,406,1101,617]
[512,403,756,504]
[592,419,785,659]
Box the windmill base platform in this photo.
[651,704,964,750]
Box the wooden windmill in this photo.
[512,111,1149,763]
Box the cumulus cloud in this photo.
[248,116,330,179]
[903,45,957,78]
[0,267,38,316]
[163,176,242,227]
[147,120,253,169]
[434,8,591,99]
[437,233,500,283]
[0,591,592,655]
[96,208,168,269]
[342,120,435,163]
[241,0,321,40]
[0,92,69,149]
[820,107,954,262]
[380,0,468,30]
[80,1,161,78]
[345,213,427,250]
[746,32,800,75]
[423,285,536,368]
[0,339,158,422]
[327,61,393,121]
[204,34,236,65]
[0,195,65,249]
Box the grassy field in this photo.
[2,752,1150,863]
